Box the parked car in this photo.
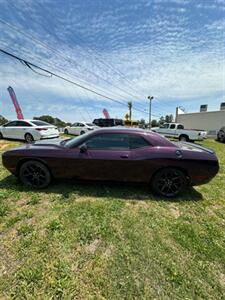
[64,122,98,135]
[217,126,225,143]
[2,128,219,197]
[0,119,59,142]
[152,123,207,142]
[93,118,124,127]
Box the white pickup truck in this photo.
[152,123,207,142]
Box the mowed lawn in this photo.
[0,138,224,299]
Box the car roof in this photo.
[8,119,43,123]
[91,127,174,146]
[6,120,50,125]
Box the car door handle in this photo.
[120,155,128,159]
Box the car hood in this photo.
[175,142,215,154]
[7,138,66,151]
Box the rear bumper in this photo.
[40,134,59,140]
[189,161,219,186]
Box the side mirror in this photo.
[79,143,88,153]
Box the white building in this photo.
[176,103,225,135]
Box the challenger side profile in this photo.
[2,128,219,197]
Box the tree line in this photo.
[0,114,174,127]
[138,114,174,128]
[0,115,71,127]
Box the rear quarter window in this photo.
[129,135,150,149]
[177,125,184,129]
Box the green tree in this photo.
[151,119,159,127]
[0,115,9,125]
[159,116,165,126]
[165,114,173,123]
[33,115,70,127]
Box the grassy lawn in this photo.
[0,137,224,299]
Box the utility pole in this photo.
[128,101,132,121]
[148,96,154,129]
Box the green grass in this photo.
[0,138,224,299]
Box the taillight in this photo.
[35,128,48,131]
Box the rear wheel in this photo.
[64,129,69,134]
[25,133,34,143]
[219,135,225,143]
[80,130,85,135]
[0,132,3,139]
[179,135,189,142]
[151,168,186,198]
[19,160,51,188]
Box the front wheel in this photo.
[151,168,186,198]
[80,131,85,135]
[64,129,69,134]
[19,160,51,188]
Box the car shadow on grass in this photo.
[0,175,203,203]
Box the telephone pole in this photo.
[128,101,132,120]
[148,96,154,129]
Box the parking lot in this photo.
[0,137,225,299]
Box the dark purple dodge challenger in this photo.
[2,128,219,197]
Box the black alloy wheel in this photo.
[80,131,85,135]
[19,160,51,188]
[0,132,3,139]
[64,129,69,134]
[151,168,186,197]
[25,133,34,143]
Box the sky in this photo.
[0,0,224,123]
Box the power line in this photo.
[0,16,166,116]
[0,48,153,116]
[1,38,157,119]
[19,0,148,101]
[0,18,145,104]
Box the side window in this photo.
[170,124,176,129]
[129,135,150,149]
[86,134,129,150]
[177,124,184,130]
[72,123,78,127]
[17,121,32,127]
[4,121,18,127]
[79,123,85,127]
[160,123,169,129]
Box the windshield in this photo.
[63,131,94,148]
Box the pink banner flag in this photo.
[103,108,110,119]
[7,86,24,120]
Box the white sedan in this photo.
[64,122,98,135]
[0,119,59,142]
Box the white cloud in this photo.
[0,0,224,121]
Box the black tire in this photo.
[0,132,3,139]
[219,136,225,143]
[25,133,34,143]
[64,129,69,134]
[151,168,186,198]
[179,135,189,142]
[80,131,85,135]
[19,160,51,188]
